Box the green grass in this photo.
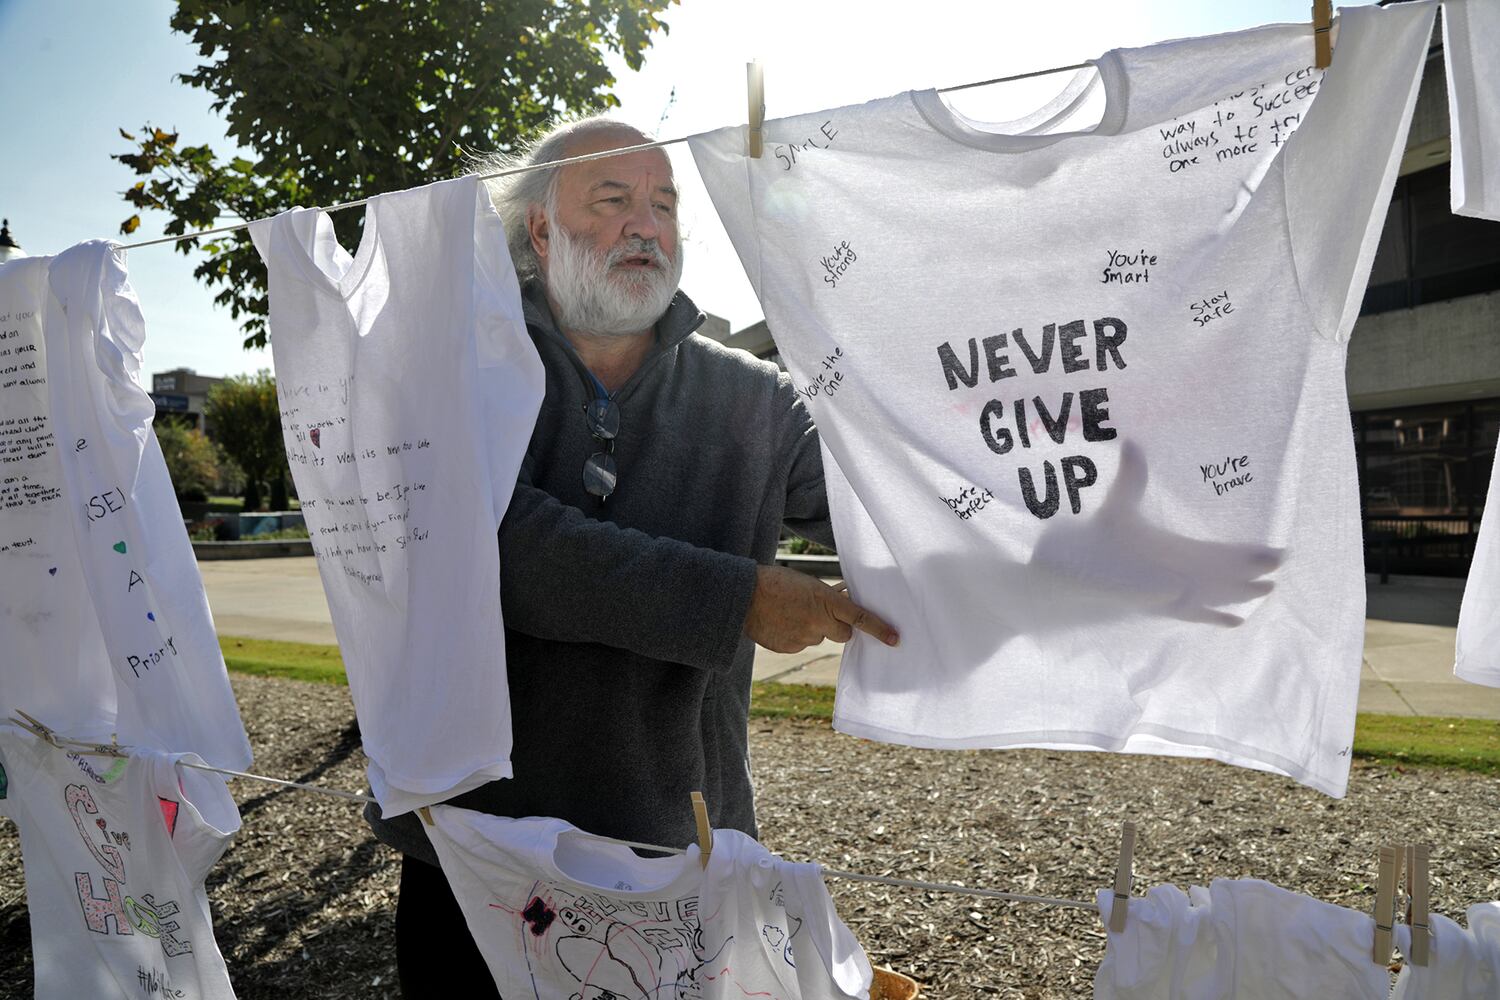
[205,496,303,512]
[1349,713,1500,775]
[219,636,348,686]
[749,682,837,719]
[216,636,1500,775]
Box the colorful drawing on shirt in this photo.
[147,611,155,621]
[1200,454,1254,496]
[48,566,56,575]
[113,540,127,554]
[490,881,739,1000]
[123,893,194,955]
[309,427,321,448]
[67,783,126,881]
[67,751,126,785]
[158,797,179,837]
[523,895,556,936]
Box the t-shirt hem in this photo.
[367,758,514,819]
[1454,657,1500,688]
[831,713,1348,798]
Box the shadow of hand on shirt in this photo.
[853,441,1284,690]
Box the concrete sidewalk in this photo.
[199,558,1500,720]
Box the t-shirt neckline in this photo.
[540,823,708,900]
[284,203,382,301]
[909,50,1129,153]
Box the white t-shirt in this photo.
[1206,878,1399,999]
[1093,884,1216,1000]
[1443,0,1500,221]
[1392,902,1500,1000]
[249,176,544,817]
[0,724,241,1000]
[425,809,873,1000]
[0,243,251,770]
[690,1,1438,797]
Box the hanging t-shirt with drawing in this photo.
[425,810,873,1000]
[249,176,545,817]
[0,724,240,1000]
[0,243,251,770]
[690,1,1439,797]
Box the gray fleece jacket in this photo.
[365,281,831,865]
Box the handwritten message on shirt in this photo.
[281,375,438,588]
[935,318,1127,519]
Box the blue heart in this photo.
[146,612,155,622]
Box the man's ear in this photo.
[527,205,550,262]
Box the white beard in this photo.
[545,221,683,337]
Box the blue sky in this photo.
[0,0,1374,384]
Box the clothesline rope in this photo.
[111,60,1094,252]
[180,760,1100,912]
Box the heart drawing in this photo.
[310,428,321,448]
[113,541,127,554]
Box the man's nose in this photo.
[622,198,661,242]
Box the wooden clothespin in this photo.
[11,710,64,748]
[1312,0,1334,69]
[1108,821,1137,933]
[1373,843,1403,965]
[419,806,434,826]
[70,732,129,759]
[746,60,766,159]
[1405,844,1430,967]
[690,790,712,870]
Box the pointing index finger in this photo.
[829,591,899,647]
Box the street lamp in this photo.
[0,219,23,264]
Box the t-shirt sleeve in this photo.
[1283,0,1439,342]
[163,756,241,880]
[1443,0,1500,220]
[783,860,873,999]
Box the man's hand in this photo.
[743,565,899,654]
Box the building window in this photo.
[1356,398,1500,576]
[1362,161,1500,315]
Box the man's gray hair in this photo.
[473,116,656,281]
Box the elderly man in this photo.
[365,116,897,993]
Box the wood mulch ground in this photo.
[2,673,1497,998]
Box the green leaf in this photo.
[118,0,677,351]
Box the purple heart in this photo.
[146,612,155,622]
[48,567,57,576]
